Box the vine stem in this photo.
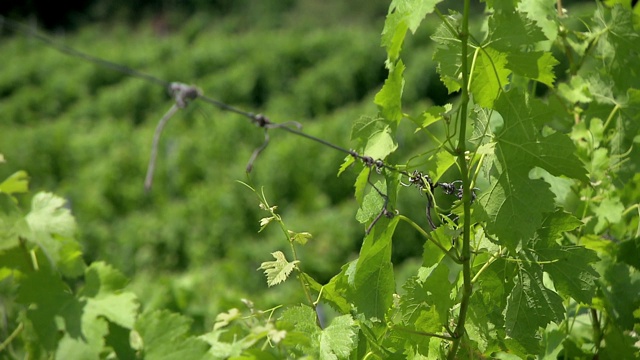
[397,215,461,263]
[447,0,472,357]
[0,322,23,353]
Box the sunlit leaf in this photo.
[258,251,299,287]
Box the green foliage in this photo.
[2,0,640,359]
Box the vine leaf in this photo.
[355,180,386,224]
[258,251,299,287]
[486,10,547,52]
[374,60,405,124]
[432,15,471,93]
[346,217,399,320]
[506,51,559,87]
[135,310,210,359]
[56,262,139,359]
[354,167,370,205]
[536,244,600,304]
[470,47,510,108]
[0,170,29,197]
[381,0,444,62]
[16,262,76,351]
[477,163,555,250]
[25,192,85,277]
[477,90,587,249]
[279,305,357,359]
[319,315,358,360]
[504,268,564,354]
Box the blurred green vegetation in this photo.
[0,9,450,331]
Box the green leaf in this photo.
[135,310,210,360]
[354,167,370,205]
[56,262,139,359]
[25,192,85,277]
[337,155,355,176]
[477,90,587,249]
[319,315,357,360]
[289,230,312,245]
[533,212,599,304]
[279,304,318,334]
[477,163,555,250]
[494,91,588,181]
[504,269,565,353]
[355,180,386,224]
[592,195,625,234]
[505,51,559,87]
[302,268,352,314]
[517,0,559,48]
[16,262,76,351]
[351,116,387,142]
[487,10,547,52]
[279,304,318,352]
[411,104,452,132]
[364,127,398,160]
[536,243,600,305]
[258,251,299,287]
[432,14,470,93]
[347,217,399,320]
[398,258,461,334]
[374,60,405,124]
[422,151,456,183]
[470,47,510,108]
[80,262,139,328]
[601,262,640,330]
[0,170,29,196]
[535,209,583,241]
[381,0,443,62]
[557,76,593,104]
[617,238,640,270]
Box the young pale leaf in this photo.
[24,192,86,277]
[213,308,241,330]
[0,170,29,196]
[259,251,299,287]
[26,192,76,241]
[374,60,405,124]
[318,315,357,360]
[289,230,312,245]
[470,47,510,108]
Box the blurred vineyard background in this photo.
[0,0,596,333]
